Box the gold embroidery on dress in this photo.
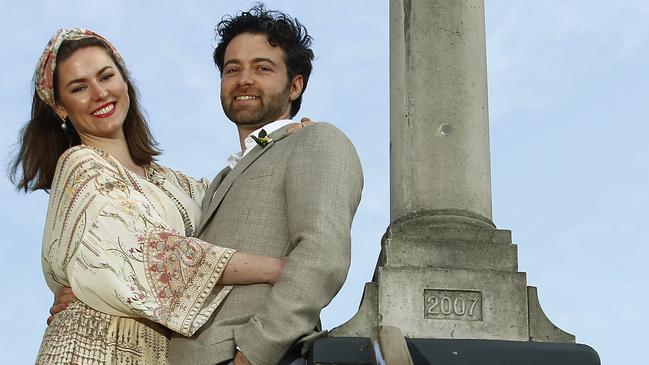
[38,146,234,365]
[36,301,169,365]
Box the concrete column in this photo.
[332,0,575,344]
[390,0,493,228]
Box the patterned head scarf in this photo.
[34,28,128,109]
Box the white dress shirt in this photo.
[226,119,296,169]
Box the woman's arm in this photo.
[47,252,285,324]
[48,252,286,324]
[219,253,286,285]
[43,146,276,336]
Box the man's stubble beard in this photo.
[222,83,292,127]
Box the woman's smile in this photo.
[91,102,116,118]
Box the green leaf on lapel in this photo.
[251,129,273,147]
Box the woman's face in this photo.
[55,46,130,142]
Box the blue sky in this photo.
[1,1,647,363]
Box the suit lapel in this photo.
[197,126,293,236]
[201,166,230,219]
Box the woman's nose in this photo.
[91,83,109,100]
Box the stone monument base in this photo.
[331,223,574,343]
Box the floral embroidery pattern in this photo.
[38,145,234,364]
[141,229,233,334]
[35,28,127,109]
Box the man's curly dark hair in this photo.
[213,3,314,118]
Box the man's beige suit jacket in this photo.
[169,122,363,365]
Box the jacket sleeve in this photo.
[233,123,363,364]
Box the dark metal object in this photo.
[309,337,600,365]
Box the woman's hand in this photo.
[287,117,315,133]
[47,286,77,325]
[234,350,252,365]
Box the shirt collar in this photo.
[227,119,296,169]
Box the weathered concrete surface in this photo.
[528,286,576,342]
[331,282,379,337]
[378,267,529,340]
[333,228,576,343]
[332,0,576,345]
[382,224,518,271]
[390,0,492,226]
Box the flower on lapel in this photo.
[251,129,273,147]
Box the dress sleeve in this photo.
[45,147,233,337]
[159,166,210,209]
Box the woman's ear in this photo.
[54,104,68,121]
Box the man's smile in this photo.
[235,95,260,101]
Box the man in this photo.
[170,6,362,365]
[50,5,362,365]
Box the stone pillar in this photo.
[390,0,493,229]
[332,0,574,344]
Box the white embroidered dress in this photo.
[36,145,234,365]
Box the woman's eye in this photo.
[101,73,114,81]
[70,85,85,93]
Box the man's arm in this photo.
[234,123,363,364]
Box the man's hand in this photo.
[46,286,77,325]
[234,350,252,365]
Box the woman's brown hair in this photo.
[10,37,160,192]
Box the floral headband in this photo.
[34,28,128,109]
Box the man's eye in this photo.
[258,66,272,72]
[225,67,240,74]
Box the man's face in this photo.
[220,32,303,130]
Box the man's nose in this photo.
[237,68,254,87]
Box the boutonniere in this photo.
[251,129,273,147]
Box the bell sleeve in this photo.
[43,146,233,337]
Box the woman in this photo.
[10,28,295,364]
